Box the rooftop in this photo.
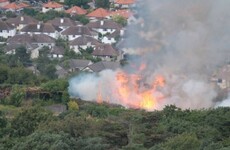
[87,8,110,18]
[65,6,87,15]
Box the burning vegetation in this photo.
[96,69,165,111]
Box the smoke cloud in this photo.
[69,0,230,110]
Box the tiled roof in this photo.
[61,26,92,36]
[50,46,65,55]
[7,34,55,45]
[115,0,135,5]
[2,2,29,10]
[92,44,119,57]
[0,20,14,30]
[87,8,110,18]
[87,20,122,30]
[43,1,63,8]
[21,23,62,33]
[7,15,38,25]
[4,43,38,53]
[87,61,120,72]
[47,17,78,27]
[62,59,91,69]
[110,10,133,19]
[0,0,8,3]
[69,35,101,46]
[65,6,87,15]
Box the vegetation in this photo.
[64,0,90,9]
[95,0,110,8]
[23,9,89,24]
[0,99,229,150]
[112,15,128,27]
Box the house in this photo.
[69,35,101,53]
[47,17,79,30]
[42,1,64,13]
[87,8,110,20]
[26,65,40,75]
[1,2,29,12]
[61,26,92,40]
[61,59,92,72]
[0,20,16,38]
[101,30,120,44]
[20,23,62,39]
[4,43,39,59]
[83,61,120,72]
[7,34,56,58]
[212,64,230,89]
[65,6,87,15]
[7,15,38,30]
[0,0,9,7]
[87,20,123,36]
[4,42,40,59]
[48,46,65,59]
[114,0,135,9]
[92,44,119,61]
[55,65,68,78]
[110,9,133,19]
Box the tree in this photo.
[43,64,57,79]
[23,8,39,17]
[15,46,31,67]
[112,15,127,27]
[36,46,57,79]
[0,64,9,84]
[41,79,68,92]
[95,0,110,8]
[150,133,201,150]
[12,131,78,150]
[11,107,52,137]
[7,67,36,85]
[64,0,90,8]
[8,85,25,107]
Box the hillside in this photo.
[0,101,229,150]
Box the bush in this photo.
[67,100,79,111]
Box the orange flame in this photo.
[96,68,165,111]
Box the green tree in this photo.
[0,64,9,83]
[11,107,52,137]
[64,0,90,8]
[12,131,78,150]
[150,133,201,150]
[23,8,39,17]
[7,67,36,85]
[41,79,68,92]
[95,0,110,8]
[8,85,25,107]
[112,15,127,26]
[15,46,31,67]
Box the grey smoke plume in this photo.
[69,0,230,110]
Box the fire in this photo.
[96,66,165,111]
[140,91,156,111]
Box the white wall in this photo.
[0,29,16,38]
[42,7,63,13]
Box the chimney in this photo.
[120,29,124,36]
[37,24,41,30]
[60,18,64,24]
[100,20,104,26]
[20,16,24,21]
[78,27,82,33]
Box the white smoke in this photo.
[69,0,230,110]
